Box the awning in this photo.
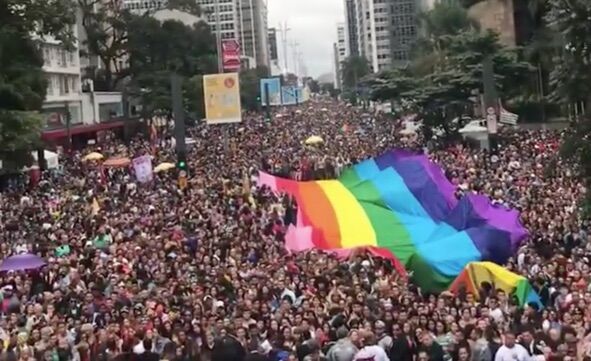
[41,120,125,141]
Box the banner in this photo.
[132,155,153,183]
[222,39,241,72]
[281,86,298,105]
[260,78,281,106]
[296,88,303,103]
[203,73,242,124]
[499,104,518,125]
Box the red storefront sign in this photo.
[222,39,241,72]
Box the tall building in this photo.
[122,0,167,12]
[237,0,270,68]
[344,0,419,72]
[268,28,282,75]
[333,43,341,89]
[189,0,270,69]
[334,23,348,88]
[390,0,419,66]
[344,0,360,57]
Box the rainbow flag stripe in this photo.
[258,150,528,291]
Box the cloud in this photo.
[267,0,344,78]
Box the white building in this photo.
[334,22,348,88]
[41,12,123,133]
[198,0,269,68]
[122,0,167,12]
[356,0,393,72]
[344,0,419,72]
[41,37,84,127]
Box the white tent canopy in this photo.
[32,150,59,169]
[459,120,488,134]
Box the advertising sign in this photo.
[222,39,241,72]
[281,86,298,105]
[203,73,242,124]
[260,78,282,106]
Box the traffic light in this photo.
[176,152,187,171]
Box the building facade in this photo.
[343,0,420,72]
[122,0,167,12]
[344,0,360,57]
[390,0,419,66]
[334,23,348,88]
[41,38,84,127]
[42,6,124,132]
[268,28,282,75]
[237,0,270,68]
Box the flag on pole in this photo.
[499,104,519,125]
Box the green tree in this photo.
[78,0,132,91]
[546,0,591,108]
[1,0,76,169]
[546,0,591,214]
[368,28,532,137]
[341,55,371,89]
[412,1,478,75]
[239,66,270,111]
[125,16,217,121]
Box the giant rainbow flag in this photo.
[258,149,528,291]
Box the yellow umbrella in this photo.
[305,135,324,145]
[82,152,104,162]
[154,162,175,173]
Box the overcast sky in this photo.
[267,0,344,78]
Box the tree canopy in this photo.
[365,1,532,138]
[125,16,217,120]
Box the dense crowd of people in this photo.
[0,100,589,361]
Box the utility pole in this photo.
[278,21,290,74]
[214,0,223,73]
[290,41,299,78]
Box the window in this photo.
[46,76,54,96]
[63,76,69,94]
[59,76,65,95]
[99,102,123,122]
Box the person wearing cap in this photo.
[326,327,357,361]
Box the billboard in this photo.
[260,78,282,106]
[296,88,303,103]
[222,39,241,72]
[281,86,298,105]
[203,73,242,124]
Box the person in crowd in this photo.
[353,331,389,361]
[0,100,588,361]
[494,331,531,361]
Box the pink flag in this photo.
[285,225,314,252]
[257,171,277,190]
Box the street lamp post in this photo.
[214,0,223,73]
